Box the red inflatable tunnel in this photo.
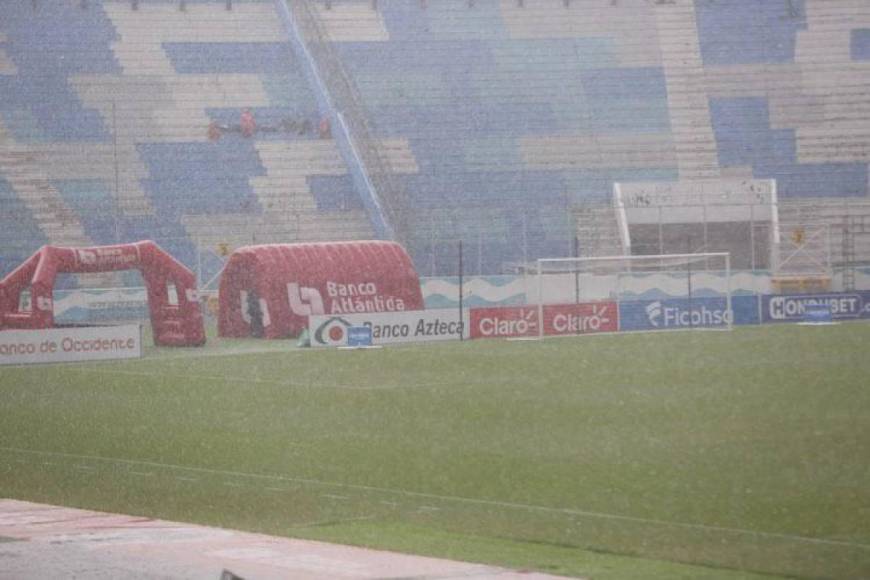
[0,241,205,347]
[218,241,424,339]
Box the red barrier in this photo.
[218,241,424,339]
[542,302,618,336]
[470,306,539,339]
[0,241,205,347]
[469,302,618,339]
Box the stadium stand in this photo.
[0,0,372,284]
[1,0,869,280]
[317,0,870,272]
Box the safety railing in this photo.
[274,0,407,242]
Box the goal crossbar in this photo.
[537,252,730,264]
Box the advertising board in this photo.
[469,306,539,339]
[761,292,870,323]
[309,309,467,347]
[468,302,617,339]
[618,296,760,331]
[543,302,618,336]
[0,324,142,366]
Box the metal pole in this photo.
[478,227,483,276]
[430,213,436,276]
[658,206,664,255]
[537,258,544,339]
[827,222,832,275]
[573,236,580,304]
[458,239,464,341]
[112,101,121,244]
[196,237,202,289]
[726,253,732,330]
[702,205,709,259]
[522,212,528,265]
[750,204,756,271]
[687,235,693,330]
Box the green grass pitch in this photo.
[1,323,869,579]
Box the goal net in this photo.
[533,253,732,338]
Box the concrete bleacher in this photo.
[0,176,47,278]
[331,0,683,270]
[703,0,870,195]
[0,0,374,281]
[100,0,375,251]
[318,0,869,271]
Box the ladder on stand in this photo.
[842,216,856,291]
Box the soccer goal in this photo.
[533,252,732,338]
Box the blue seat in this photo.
[137,142,265,217]
[696,0,805,65]
[0,2,119,143]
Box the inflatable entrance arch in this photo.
[218,241,424,339]
[0,241,205,347]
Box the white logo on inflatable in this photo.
[77,250,97,265]
[287,283,325,317]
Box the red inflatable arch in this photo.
[218,241,424,339]
[0,241,205,347]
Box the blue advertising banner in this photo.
[761,292,870,323]
[619,295,760,332]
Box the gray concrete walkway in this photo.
[0,499,573,579]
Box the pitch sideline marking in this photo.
[1,445,867,551]
[0,345,309,371]
[137,345,313,362]
[289,514,377,529]
[61,366,462,392]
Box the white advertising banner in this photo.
[309,309,468,347]
[53,287,149,324]
[0,324,142,366]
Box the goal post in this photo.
[534,252,732,337]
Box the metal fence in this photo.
[1,201,865,283]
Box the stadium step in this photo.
[574,204,623,257]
